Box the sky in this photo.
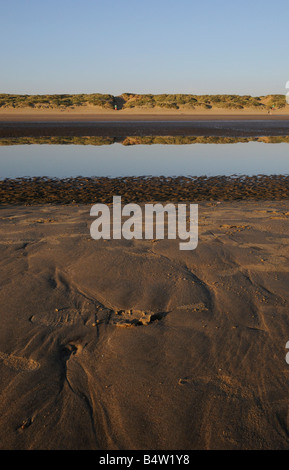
[1,0,288,96]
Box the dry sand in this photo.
[1,105,289,122]
[1,201,289,449]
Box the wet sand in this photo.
[1,201,289,449]
[0,119,289,138]
[0,106,289,139]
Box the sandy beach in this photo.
[1,200,289,450]
[1,106,289,450]
[1,105,289,121]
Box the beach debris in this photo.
[178,377,193,386]
[20,418,32,431]
[111,309,168,327]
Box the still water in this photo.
[0,140,288,178]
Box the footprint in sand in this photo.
[30,270,169,329]
[30,307,168,329]
[29,308,93,328]
[0,351,40,372]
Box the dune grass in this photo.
[0,93,286,111]
[0,93,115,109]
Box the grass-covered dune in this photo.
[121,93,286,110]
[0,93,287,110]
[0,93,116,109]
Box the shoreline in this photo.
[1,107,288,137]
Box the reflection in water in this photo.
[1,135,289,146]
[0,135,289,179]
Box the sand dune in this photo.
[0,201,289,449]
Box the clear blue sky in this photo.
[1,0,288,96]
